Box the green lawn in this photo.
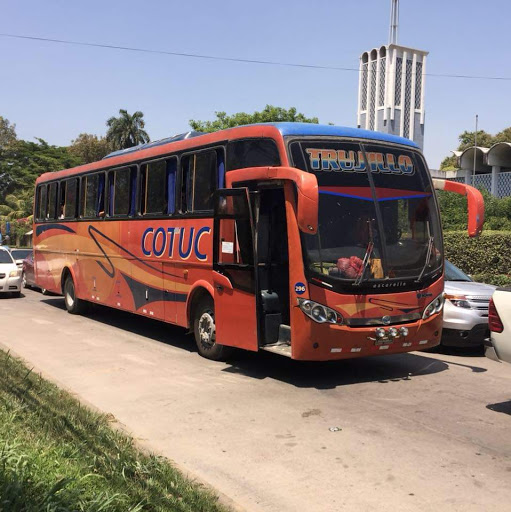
[0,350,229,512]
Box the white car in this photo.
[0,247,22,297]
[485,288,511,364]
[442,260,497,347]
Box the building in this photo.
[439,143,511,198]
[357,44,428,149]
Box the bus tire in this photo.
[63,275,86,315]
[193,296,232,361]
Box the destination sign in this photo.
[305,148,414,175]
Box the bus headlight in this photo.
[422,293,444,319]
[298,299,343,325]
[375,327,386,339]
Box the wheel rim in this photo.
[65,280,75,308]
[22,274,26,287]
[198,310,216,349]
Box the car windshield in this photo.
[11,249,31,260]
[0,250,14,264]
[445,260,472,282]
[289,139,443,290]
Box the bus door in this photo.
[212,188,259,351]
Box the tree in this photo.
[0,191,34,245]
[70,133,111,164]
[0,191,33,221]
[494,127,511,144]
[0,138,82,205]
[106,109,150,150]
[189,105,319,133]
[440,155,458,171]
[457,130,495,152]
[0,116,17,149]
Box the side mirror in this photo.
[433,179,484,237]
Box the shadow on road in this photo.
[0,292,25,300]
[221,350,452,389]
[430,345,485,358]
[486,400,511,416]
[41,297,194,353]
[41,296,489,390]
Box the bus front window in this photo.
[290,139,443,290]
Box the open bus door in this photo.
[212,188,259,351]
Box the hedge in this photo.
[443,231,511,286]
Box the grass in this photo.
[0,350,230,512]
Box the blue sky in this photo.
[1,0,510,168]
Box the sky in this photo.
[1,0,510,168]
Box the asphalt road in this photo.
[1,288,511,511]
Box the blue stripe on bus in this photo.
[319,191,432,202]
[35,224,76,236]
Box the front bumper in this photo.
[443,302,489,332]
[441,324,488,347]
[0,275,22,293]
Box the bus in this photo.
[33,123,484,361]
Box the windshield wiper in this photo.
[353,241,374,286]
[415,236,435,283]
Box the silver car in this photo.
[442,261,497,347]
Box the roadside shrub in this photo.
[443,231,511,286]
[437,189,511,232]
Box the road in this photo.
[1,289,511,511]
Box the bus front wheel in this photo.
[193,296,232,361]
[64,276,86,315]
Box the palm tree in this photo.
[0,191,33,221]
[0,191,33,246]
[106,109,150,150]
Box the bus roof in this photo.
[267,122,419,148]
[37,122,419,183]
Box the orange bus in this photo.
[33,123,484,361]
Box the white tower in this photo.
[357,1,428,148]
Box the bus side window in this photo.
[81,174,100,218]
[37,185,48,221]
[130,167,137,216]
[226,139,280,171]
[97,173,106,217]
[180,155,192,212]
[181,150,217,212]
[110,168,131,217]
[64,178,78,219]
[141,160,166,215]
[47,182,58,220]
[58,181,66,219]
[166,158,177,215]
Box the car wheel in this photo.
[22,272,27,288]
[41,288,49,295]
[63,276,86,314]
[193,296,233,361]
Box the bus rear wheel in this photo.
[193,296,232,361]
[64,275,86,315]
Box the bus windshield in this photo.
[289,139,443,289]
